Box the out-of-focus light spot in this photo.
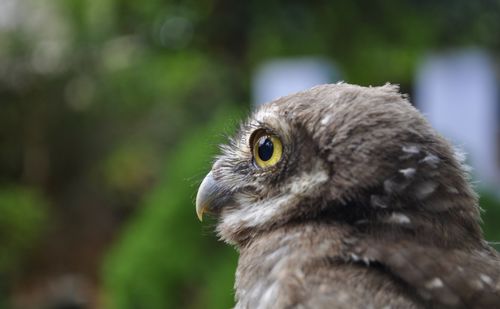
[0,0,21,30]
[253,57,341,106]
[416,48,499,187]
[22,0,72,43]
[155,16,193,49]
[101,36,141,71]
[31,40,67,74]
[65,76,95,111]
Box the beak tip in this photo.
[196,208,204,222]
[196,171,214,223]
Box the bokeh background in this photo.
[1,0,500,308]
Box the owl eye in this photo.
[252,131,283,168]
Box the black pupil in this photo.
[258,137,274,161]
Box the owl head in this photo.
[196,83,481,247]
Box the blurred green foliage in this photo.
[104,109,242,309]
[480,192,500,251]
[0,187,47,274]
[0,0,499,308]
[0,187,47,308]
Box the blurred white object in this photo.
[252,57,340,106]
[416,49,499,186]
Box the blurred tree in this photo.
[0,187,47,272]
[0,187,47,306]
[104,108,242,309]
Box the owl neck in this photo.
[234,222,352,307]
[227,192,483,255]
[232,186,484,253]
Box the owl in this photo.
[195,83,500,308]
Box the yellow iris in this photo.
[252,133,283,168]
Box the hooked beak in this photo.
[196,171,228,221]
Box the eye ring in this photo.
[251,130,283,169]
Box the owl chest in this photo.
[235,245,306,309]
[233,226,420,309]
[234,229,344,308]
